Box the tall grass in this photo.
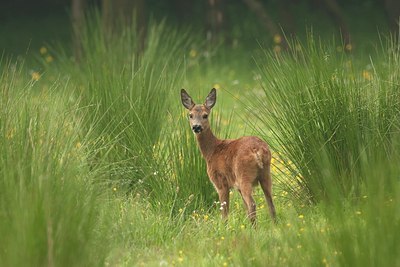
[0,59,112,266]
[250,35,400,203]
[50,13,184,206]
[328,149,400,267]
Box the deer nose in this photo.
[192,125,203,133]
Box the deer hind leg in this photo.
[259,165,277,222]
[239,183,257,226]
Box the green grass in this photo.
[0,59,113,266]
[248,35,400,204]
[1,16,399,267]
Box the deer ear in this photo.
[204,88,216,109]
[181,89,195,110]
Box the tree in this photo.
[322,0,350,46]
[206,0,226,43]
[71,0,86,62]
[242,0,288,49]
[383,0,400,33]
[102,0,147,52]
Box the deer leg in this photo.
[259,166,277,222]
[240,183,257,226]
[217,187,230,220]
[237,189,249,211]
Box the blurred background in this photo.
[1,0,399,57]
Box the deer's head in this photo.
[181,88,216,134]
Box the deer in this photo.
[180,88,276,225]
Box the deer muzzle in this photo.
[192,125,203,133]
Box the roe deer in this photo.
[180,88,276,225]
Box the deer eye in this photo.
[189,114,193,119]
[202,114,208,119]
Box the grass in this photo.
[0,15,399,267]
[249,34,400,204]
[0,59,112,266]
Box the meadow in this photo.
[1,15,399,267]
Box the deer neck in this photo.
[196,127,219,160]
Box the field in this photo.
[1,15,400,267]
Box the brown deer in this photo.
[180,88,276,225]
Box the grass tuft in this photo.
[250,34,400,204]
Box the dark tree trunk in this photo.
[71,0,86,63]
[174,0,194,22]
[322,0,351,46]
[278,0,296,37]
[206,0,226,43]
[383,0,400,33]
[242,0,288,49]
[101,0,147,53]
[133,0,147,53]
[101,0,112,38]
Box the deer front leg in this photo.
[217,187,230,220]
[209,172,230,220]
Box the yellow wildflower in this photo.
[362,70,373,81]
[75,142,82,149]
[45,55,54,63]
[31,71,41,81]
[6,128,15,139]
[298,214,304,219]
[40,46,47,54]
[273,34,282,44]
[273,45,281,53]
[213,83,221,90]
[189,49,197,58]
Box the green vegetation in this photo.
[1,16,399,267]
[251,36,400,204]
